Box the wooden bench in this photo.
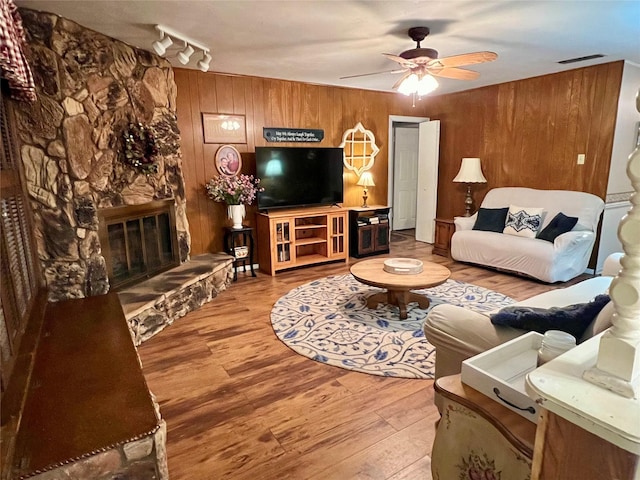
[9,292,167,479]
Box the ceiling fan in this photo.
[342,27,497,94]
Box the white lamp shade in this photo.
[397,73,419,96]
[416,75,439,96]
[177,45,195,65]
[357,171,375,187]
[398,73,439,96]
[152,35,173,56]
[453,157,487,183]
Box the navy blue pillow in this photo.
[490,294,610,340]
[537,212,578,242]
[473,207,509,233]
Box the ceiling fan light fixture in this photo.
[397,73,419,96]
[397,72,438,97]
[343,26,495,100]
[416,74,438,96]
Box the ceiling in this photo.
[15,0,640,96]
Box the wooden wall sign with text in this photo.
[263,128,324,143]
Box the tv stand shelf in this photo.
[296,237,326,246]
[256,206,348,275]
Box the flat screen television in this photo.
[256,146,344,210]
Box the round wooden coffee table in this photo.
[350,258,451,319]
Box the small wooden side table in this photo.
[223,226,256,281]
[432,374,536,480]
[433,218,455,257]
[348,206,391,258]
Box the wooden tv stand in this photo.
[256,206,348,275]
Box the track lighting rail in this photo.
[152,24,212,72]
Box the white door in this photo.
[415,120,441,244]
[392,126,419,230]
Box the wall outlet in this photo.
[577,153,586,165]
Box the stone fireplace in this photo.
[98,199,180,290]
[13,9,191,301]
[3,10,235,480]
[12,8,235,344]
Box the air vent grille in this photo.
[558,54,605,65]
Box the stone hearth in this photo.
[118,253,234,344]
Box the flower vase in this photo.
[227,204,245,229]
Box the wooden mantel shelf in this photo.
[12,292,162,478]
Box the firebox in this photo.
[98,199,180,290]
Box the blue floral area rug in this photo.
[270,274,514,379]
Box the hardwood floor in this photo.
[137,234,588,480]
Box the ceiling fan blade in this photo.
[429,51,498,68]
[340,68,406,80]
[383,53,417,68]
[392,71,412,90]
[429,67,480,80]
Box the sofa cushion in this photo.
[476,187,604,232]
[503,205,544,238]
[490,294,610,340]
[473,207,509,232]
[537,212,578,242]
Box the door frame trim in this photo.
[387,115,430,229]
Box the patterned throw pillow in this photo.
[503,205,544,238]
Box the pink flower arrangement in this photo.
[205,174,263,205]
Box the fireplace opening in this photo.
[98,199,180,290]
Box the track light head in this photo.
[177,44,195,65]
[198,52,212,72]
[152,35,173,56]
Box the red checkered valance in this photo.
[0,0,36,102]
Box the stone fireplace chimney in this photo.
[12,9,191,301]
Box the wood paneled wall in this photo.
[175,69,423,255]
[176,61,623,255]
[425,61,624,219]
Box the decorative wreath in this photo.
[122,122,158,174]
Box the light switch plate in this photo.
[577,153,586,164]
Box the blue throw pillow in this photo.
[537,212,579,242]
[490,294,610,340]
[473,207,509,233]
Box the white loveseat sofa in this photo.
[424,253,621,383]
[451,187,605,283]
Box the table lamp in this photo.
[357,172,375,208]
[453,157,487,216]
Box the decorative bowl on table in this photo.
[383,258,424,275]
